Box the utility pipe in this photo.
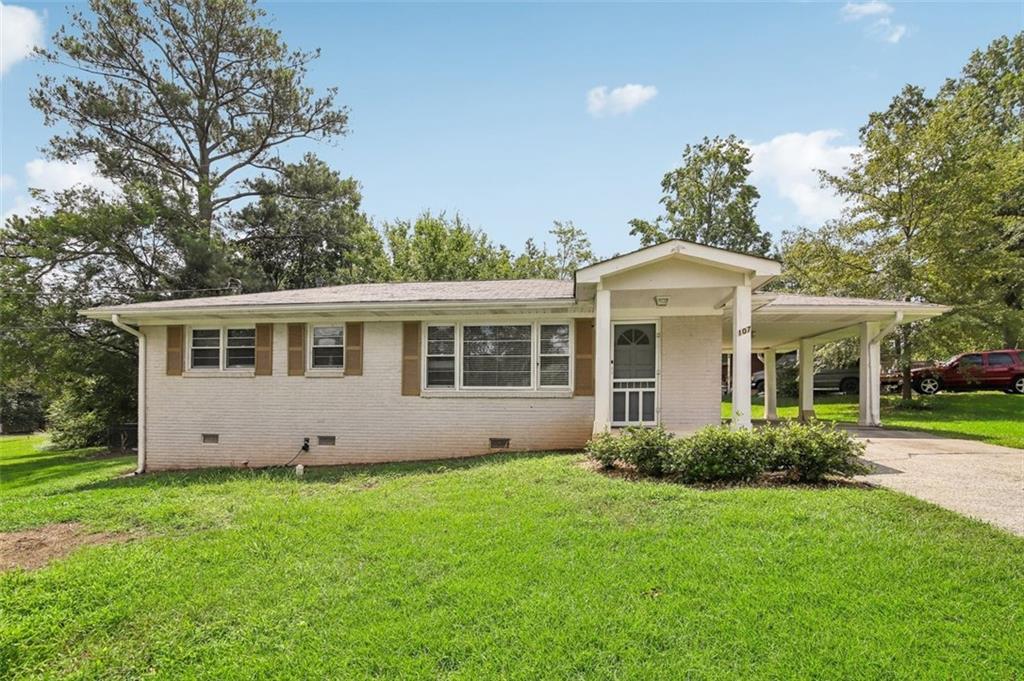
[111,314,146,474]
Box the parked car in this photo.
[751,355,861,394]
[903,350,1024,395]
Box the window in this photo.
[960,354,983,367]
[190,329,221,369]
[426,325,456,388]
[462,325,532,387]
[989,353,1015,367]
[539,324,570,387]
[311,326,344,368]
[225,328,256,368]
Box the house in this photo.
[82,240,949,472]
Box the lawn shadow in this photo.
[67,449,578,493]
[1,451,135,494]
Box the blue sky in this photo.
[1,1,1021,257]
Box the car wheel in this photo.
[753,380,764,394]
[1012,376,1024,395]
[915,377,941,395]
[839,377,859,394]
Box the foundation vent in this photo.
[317,435,336,447]
[489,437,510,449]
[201,433,219,444]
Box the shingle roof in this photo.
[755,293,948,309]
[86,279,575,313]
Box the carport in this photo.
[722,294,951,427]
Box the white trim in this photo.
[575,240,781,285]
[610,319,660,427]
[223,326,257,371]
[418,319,574,394]
[185,325,257,372]
[307,323,345,372]
[187,326,224,371]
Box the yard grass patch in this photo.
[723,392,1024,449]
[2,436,1023,678]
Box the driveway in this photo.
[848,426,1024,536]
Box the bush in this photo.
[667,426,765,483]
[586,431,626,469]
[584,426,675,475]
[761,421,868,482]
[586,422,868,485]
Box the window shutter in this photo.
[287,324,305,376]
[401,322,421,396]
[574,318,595,396]
[345,322,363,375]
[166,325,184,376]
[255,324,274,376]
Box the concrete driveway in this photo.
[848,426,1024,536]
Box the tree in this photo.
[380,213,519,282]
[630,135,772,256]
[549,220,595,278]
[31,0,348,240]
[234,154,383,290]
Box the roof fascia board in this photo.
[576,240,781,284]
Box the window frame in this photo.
[538,323,572,389]
[420,320,573,393]
[425,324,457,389]
[223,327,257,370]
[188,326,225,371]
[308,324,346,372]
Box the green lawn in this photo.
[2,436,1023,679]
[722,391,1024,449]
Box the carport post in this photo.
[731,283,753,430]
[593,287,612,434]
[764,349,778,421]
[798,338,815,421]
[859,321,882,426]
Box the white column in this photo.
[731,284,752,430]
[799,338,815,421]
[859,321,881,426]
[593,287,612,434]
[764,348,778,421]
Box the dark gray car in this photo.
[750,355,860,394]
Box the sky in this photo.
[1,1,1021,258]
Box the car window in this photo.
[959,354,983,367]
[988,353,1015,367]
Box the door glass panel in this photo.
[642,391,655,422]
[628,391,639,422]
[614,324,656,379]
[612,392,626,422]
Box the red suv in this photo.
[911,350,1024,395]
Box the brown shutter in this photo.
[166,325,184,376]
[401,322,421,396]
[345,322,363,376]
[287,324,305,376]
[574,318,595,396]
[255,323,273,376]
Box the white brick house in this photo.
[83,240,948,472]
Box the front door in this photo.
[612,323,657,426]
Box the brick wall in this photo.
[660,316,723,432]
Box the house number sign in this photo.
[736,325,751,337]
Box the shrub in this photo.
[761,421,868,482]
[617,426,675,476]
[668,426,765,483]
[586,431,626,469]
[585,426,675,475]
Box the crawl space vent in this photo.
[317,435,336,447]
[201,433,219,444]
[489,437,510,449]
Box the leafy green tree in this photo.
[630,135,772,256]
[549,220,596,278]
[31,0,348,254]
[380,213,519,282]
[234,154,384,289]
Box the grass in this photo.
[722,391,1024,449]
[2,435,1023,679]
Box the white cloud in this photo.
[0,3,44,74]
[840,1,907,44]
[2,159,118,223]
[0,174,15,191]
[747,130,860,224]
[841,1,893,21]
[587,84,658,118]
